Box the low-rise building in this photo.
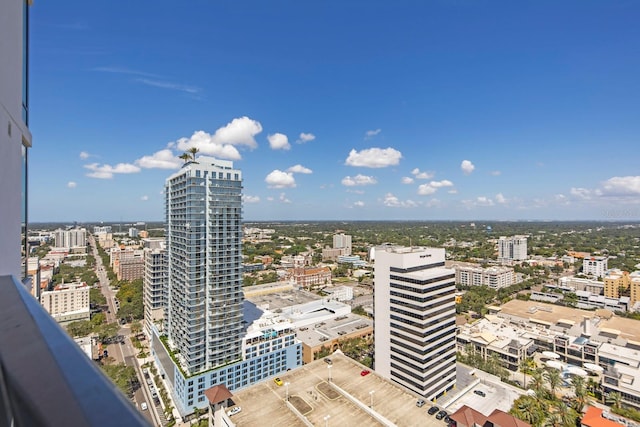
[455,264,517,289]
[40,281,90,324]
[292,266,331,289]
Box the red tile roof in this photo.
[450,405,531,427]
[581,406,626,427]
[203,384,233,405]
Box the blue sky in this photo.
[29,1,640,222]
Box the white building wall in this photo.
[333,233,352,255]
[0,1,31,278]
[583,257,608,278]
[374,246,456,400]
[498,236,528,262]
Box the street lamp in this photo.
[285,382,290,401]
[328,364,332,382]
[324,415,330,427]
[369,390,375,408]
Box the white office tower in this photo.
[333,233,352,255]
[374,246,456,400]
[498,235,528,263]
[165,157,244,374]
[143,244,167,337]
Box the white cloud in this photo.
[365,129,381,138]
[279,193,291,203]
[287,164,312,174]
[601,176,640,196]
[243,195,260,204]
[136,78,201,94]
[462,196,494,208]
[175,117,262,160]
[268,133,291,151]
[495,193,507,204]
[461,160,475,175]
[67,181,77,188]
[570,187,593,200]
[92,66,159,78]
[345,147,402,168]
[402,177,414,184]
[417,179,454,195]
[135,149,182,169]
[430,180,454,188]
[448,189,458,194]
[411,168,434,179]
[417,185,437,195]
[476,196,494,206]
[84,162,141,179]
[490,170,501,176]
[79,151,90,160]
[141,195,149,201]
[353,201,365,207]
[341,174,377,187]
[383,193,418,208]
[265,170,296,189]
[297,133,315,143]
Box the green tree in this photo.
[607,391,623,409]
[544,368,562,399]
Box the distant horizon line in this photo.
[28,219,640,224]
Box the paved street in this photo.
[89,235,163,427]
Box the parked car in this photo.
[360,370,371,376]
[436,410,448,420]
[474,390,486,397]
[416,399,426,408]
[324,358,333,365]
[274,377,284,386]
[227,406,242,417]
[140,402,148,411]
[428,406,440,415]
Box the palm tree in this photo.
[179,153,191,164]
[606,391,623,410]
[570,375,588,413]
[530,368,546,399]
[511,395,544,426]
[544,368,562,399]
[188,147,199,161]
[519,357,536,388]
[587,377,600,396]
[554,401,577,427]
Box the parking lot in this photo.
[229,353,472,427]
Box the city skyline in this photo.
[29,1,640,222]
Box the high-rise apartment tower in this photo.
[498,235,528,263]
[150,157,302,416]
[165,156,244,374]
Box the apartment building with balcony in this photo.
[53,227,87,250]
[150,157,301,417]
[497,235,528,264]
[454,264,517,289]
[584,256,608,278]
[143,245,167,337]
[40,281,90,324]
